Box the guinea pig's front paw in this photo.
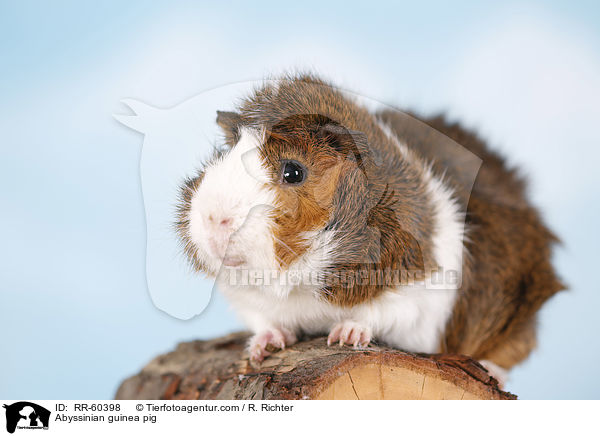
[327,321,372,348]
[248,328,297,362]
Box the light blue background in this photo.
[1,1,599,399]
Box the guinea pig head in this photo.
[177,112,382,275]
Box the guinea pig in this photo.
[176,74,563,386]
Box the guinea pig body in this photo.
[176,74,563,383]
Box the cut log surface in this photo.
[115,332,516,400]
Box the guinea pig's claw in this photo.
[248,328,297,362]
[327,321,371,348]
[249,345,270,362]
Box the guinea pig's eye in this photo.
[281,160,306,185]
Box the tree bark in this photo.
[115,332,516,400]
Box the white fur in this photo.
[193,120,465,354]
[188,128,277,275]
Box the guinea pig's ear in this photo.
[319,123,373,174]
[216,110,243,146]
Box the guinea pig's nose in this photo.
[207,213,234,229]
[218,217,232,227]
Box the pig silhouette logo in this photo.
[3,402,50,433]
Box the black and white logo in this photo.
[3,402,50,433]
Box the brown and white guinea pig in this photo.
[176,74,563,385]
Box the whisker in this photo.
[274,236,300,257]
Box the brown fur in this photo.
[379,111,564,369]
[261,116,349,267]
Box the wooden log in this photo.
[115,332,516,400]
